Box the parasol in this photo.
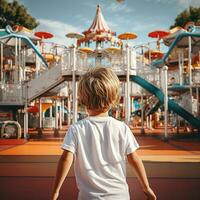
[79,47,94,54]
[34,31,54,39]
[105,46,121,54]
[66,32,84,40]
[118,32,137,40]
[148,30,170,39]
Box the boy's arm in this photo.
[51,150,74,200]
[127,151,157,200]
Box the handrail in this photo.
[1,120,22,138]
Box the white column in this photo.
[188,36,192,85]
[49,106,53,118]
[15,38,18,84]
[59,100,62,129]
[196,88,199,116]
[67,96,71,125]
[55,99,58,129]
[18,38,22,83]
[39,98,42,129]
[141,94,145,134]
[178,49,183,85]
[23,48,26,81]
[72,45,78,123]
[24,102,29,139]
[149,115,152,129]
[146,115,149,128]
[62,99,65,122]
[35,41,40,77]
[188,36,193,108]
[163,66,168,140]
[24,84,29,139]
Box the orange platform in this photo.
[0,133,200,200]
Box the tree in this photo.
[0,0,39,30]
[170,6,200,29]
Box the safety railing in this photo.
[0,83,24,105]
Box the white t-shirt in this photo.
[62,116,139,200]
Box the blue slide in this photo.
[152,28,200,68]
[0,26,48,67]
[130,75,200,130]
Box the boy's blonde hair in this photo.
[78,67,120,111]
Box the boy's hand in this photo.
[144,187,157,200]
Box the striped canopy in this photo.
[83,5,115,36]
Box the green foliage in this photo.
[0,0,39,29]
[170,6,200,29]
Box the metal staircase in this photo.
[26,63,65,102]
[145,96,161,116]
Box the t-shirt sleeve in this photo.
[125,124,139,155]
[61,125,77,154]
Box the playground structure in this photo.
[0,5,200,139]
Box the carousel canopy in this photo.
[83,5,115,36]
[78,5,116,46]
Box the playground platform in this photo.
[0,128,200,200]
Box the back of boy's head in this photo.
[78,67,120,111]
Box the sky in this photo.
[17,0,200,49]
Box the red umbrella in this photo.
[34,31,54,39]
[28,105,39,113]
[148,30,170,39]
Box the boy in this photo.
[51,67,156,200]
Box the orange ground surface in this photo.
[0,127,200,200]
[0,127,200,162]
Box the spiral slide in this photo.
[130,75,200,130]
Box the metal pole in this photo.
[197,88,199,116]
[15,38,18,84]
[0,43,3,82]
[159,68,162,88]
[55,99,58,129]
[181,49,184,84]
[148,43,151,65]
[125,45,130,124]
[59,100,62,129]
[163,66,168,140]
[24,102,28,139]
[38,98,43,136]
[62,99,65,122]
[24,84,29,139]
[22,49,26,81]
[49,105,53,118]
[39,98,42,128]
[54,99,59,136]
[141,94,145,134]
[36,40,41,78]
[188,36,193,108]
[18,38,21,83]
[72,45,78,123]
[188,36,192,85]
[67,96,71,125]
[178,49,183,85]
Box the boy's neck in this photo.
[87,109,109,117]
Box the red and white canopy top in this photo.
[83,4,115,36]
